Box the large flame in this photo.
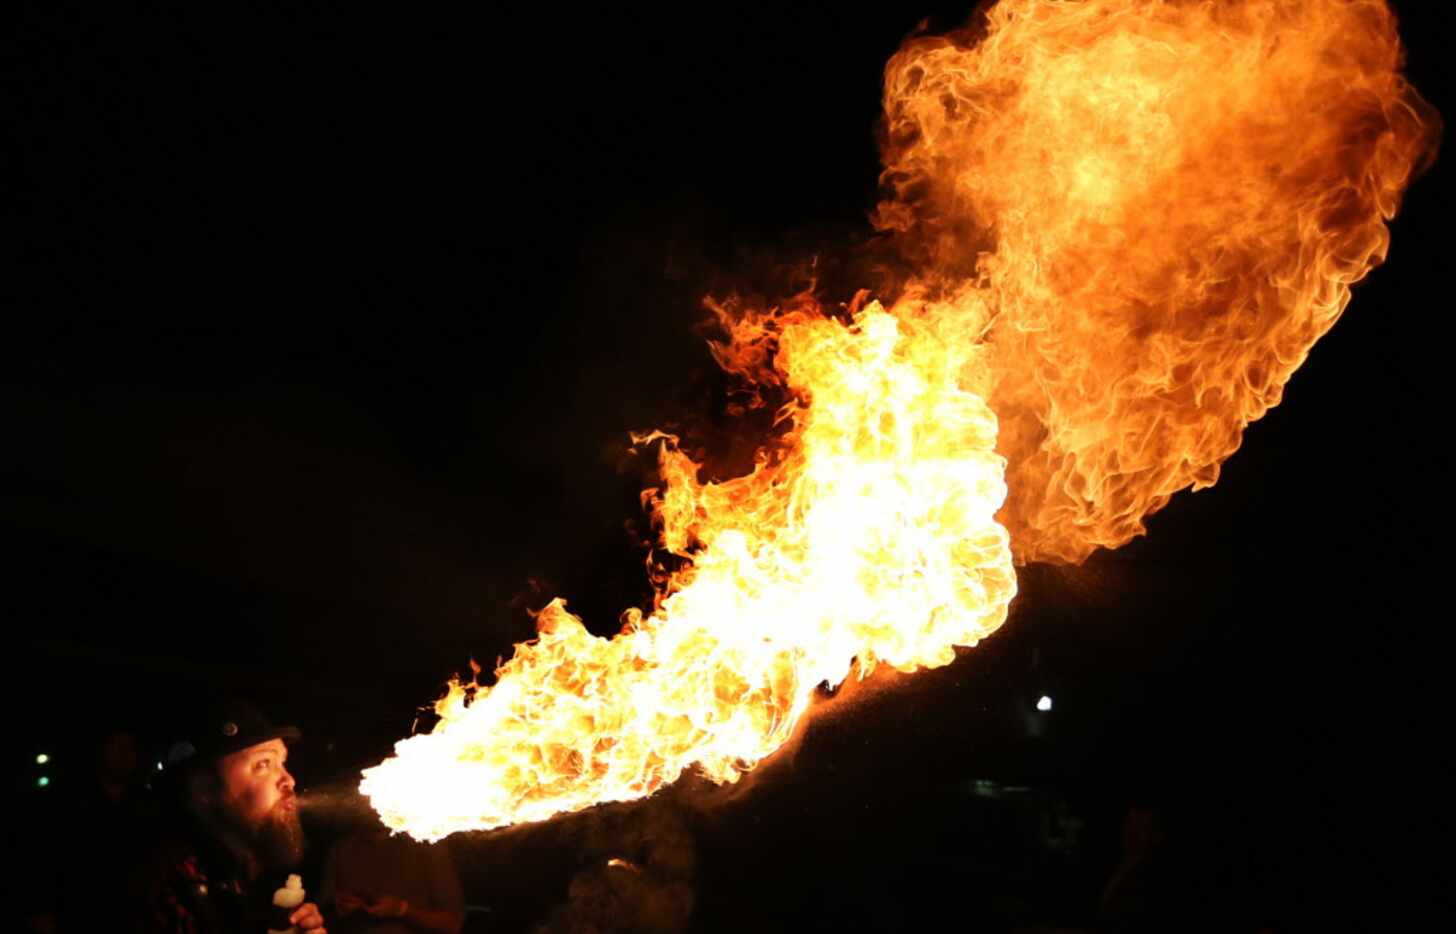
[878,0,1437,562]
[364,300,1016,838]
[362,0,1435,839]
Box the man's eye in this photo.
[255,759,272,771]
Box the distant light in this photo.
[1036,695,1053,712]
[970,779,999,798]
[37,776,50,788]
[36,753,50,765]
[157,761,165,771]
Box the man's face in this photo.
[217,738,303,869]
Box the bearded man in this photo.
[131,699,329,933]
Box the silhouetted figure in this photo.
[1096,805,1169,933]
[321,824,465,934]
[531,800,695,934]
[26,727,156,933]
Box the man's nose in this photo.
[279,767,296,793]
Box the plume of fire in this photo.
[361,0,1436,839]
[363,301,1016,839]
[877,0,1438,562]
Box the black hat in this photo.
[166,698,301,770]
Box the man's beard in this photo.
[249,799,306,872]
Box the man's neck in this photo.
[187,806,261,884]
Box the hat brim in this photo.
[215,724,302,761]
[242,724,302,747]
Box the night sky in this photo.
[7,2,1451,929]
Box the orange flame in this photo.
[361,0,1436,839]
[362,301,1016,839]
[877,0,1438,562]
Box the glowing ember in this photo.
[361,0,1436,840]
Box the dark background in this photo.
[6,1,1451,930]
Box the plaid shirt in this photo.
[134,839,264,934]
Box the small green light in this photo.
[37,776,50,788]
[36,753,50,766]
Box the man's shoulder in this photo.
[134,822,204,873]
[131,827,253,934]
[133,822,246,897]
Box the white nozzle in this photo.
[273,874,305,909]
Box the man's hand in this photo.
[364,894,409,919]
[290,901,328,932]
[334,891,367,916]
